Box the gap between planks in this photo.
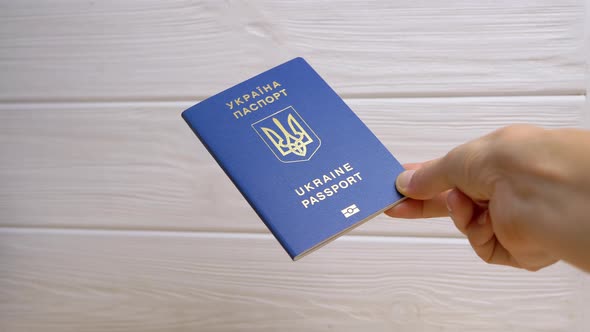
[0,94,585,109]
[0,226,468,245]
[0,93,585,105]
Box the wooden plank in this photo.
[0,97,584,236]
[0,0,584,101]
[0,228,584,332]
[573,272,590,332]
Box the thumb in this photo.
[396,158,454,200]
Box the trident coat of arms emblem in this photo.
[252,106,321,163]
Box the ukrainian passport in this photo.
[182,58,405,260]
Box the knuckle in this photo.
[523,265,542,272]
[445,139,491,193]
[492,124,540,141]
[488,124,543,164]
[468,234,495,264]
[474,247,494,264]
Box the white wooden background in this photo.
[1,1,589,331]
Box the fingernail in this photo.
[477,211,488,225]
[396,170,415,193]
[446,195,453,217]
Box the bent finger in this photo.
[468,211,521,268]
[447,189,475,235]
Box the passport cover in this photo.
[182,58,405,260]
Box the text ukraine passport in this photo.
[182,58,405,260]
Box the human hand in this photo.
[385,125,590,272]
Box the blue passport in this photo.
[182,58,405,260]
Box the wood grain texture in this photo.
[0,228,586,332]
[573,271,590,332]
[0,97,584,236]
[0,0,584,101]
